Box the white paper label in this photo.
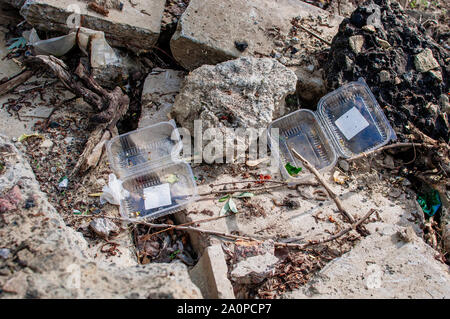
[334,107,369,140]
[143,183,172,210]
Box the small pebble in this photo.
[338,160,349,172]
[0,248,10,259]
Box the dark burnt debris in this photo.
[326,0,449,143]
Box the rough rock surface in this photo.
[231,253,279,285]
[0,135,202,299]
[325,0,449,142]
[170,0,343,70]
[139,68,184,129]
[189,245,235,299]
[285,224,450,299]
[18,0,165,52]
[171,57,297,142]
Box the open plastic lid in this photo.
[106,121,183,178]
[317,78,396,158]
[268,78,396,180]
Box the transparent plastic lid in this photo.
[106,121,183,178]
[268,109,338,179]
[120,162,198,220]
[317,79,396,158]
[268,78,396,180]
[106,121,198,220]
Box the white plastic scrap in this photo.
[23,29,76,57]
[100,174,129,206]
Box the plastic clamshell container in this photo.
[268,78,396,180]
[106,121,198,220]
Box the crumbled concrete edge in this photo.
[0,134,202,298]
[189,244,235,299]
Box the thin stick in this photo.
[290,148,355,224]
[297,24,332,46]
[348,142,426,161]
[76,209,376,249]
[198,180,320,197]
[0,70,33,97]
[300,209,376,247]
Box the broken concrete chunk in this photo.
[428,69,443,82]
[231,252,279,284]
[234,239,275,263]
[189,245,235,299]
[376,37,391,49]
[170,0,343,70]
[414,48,440,73]
[290,66,326,104]
[379,70,390,83]
[89,217,120,239]
[0,247,10,259]
[171,57,296,136]
[20,0,165,52]
[362,24,376,33]
[285,224,450,298]
[349,35,365,54]
[139,68,184,129]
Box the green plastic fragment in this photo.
[285,162,302,176]
[417,189,441,217]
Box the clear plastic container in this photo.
[106,121,198,220]
[268,78,396,180]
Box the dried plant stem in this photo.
[290,148,355,224]
[78,209,376,249]
[348,142,426,161]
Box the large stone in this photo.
[171,57,297,142]
[189,245,235,299]
[170,0,343,70]
[19,0,165,52]
[0,134,202,299]
[285,224,450,299]
[139,68,184,128]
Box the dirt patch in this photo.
[325,0,449,144]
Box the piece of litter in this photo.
[143,183,172,210]
[100,174,129,206]
[246,157,269,167]
[18,133,44,142]
[58,176,69,188]
[164,174,179,184]
[333,171,348,185]
[285,162,302,176]
[89,192,103,197]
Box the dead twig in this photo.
[297,24,332,46]
[0,70,33,97]
[198,180,320,197]
[348,142,427,162]
[290,148,355,224]
[77,209,376,249]
[29,55,129,176]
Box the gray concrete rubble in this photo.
[139,68,185,129]
[189,244,235,299]
[231,253,279,285]
[171,57,297,160]
[284,224,450,299]
[15,0,165,52]
[170,0,343,70]
[0,134,202,298]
